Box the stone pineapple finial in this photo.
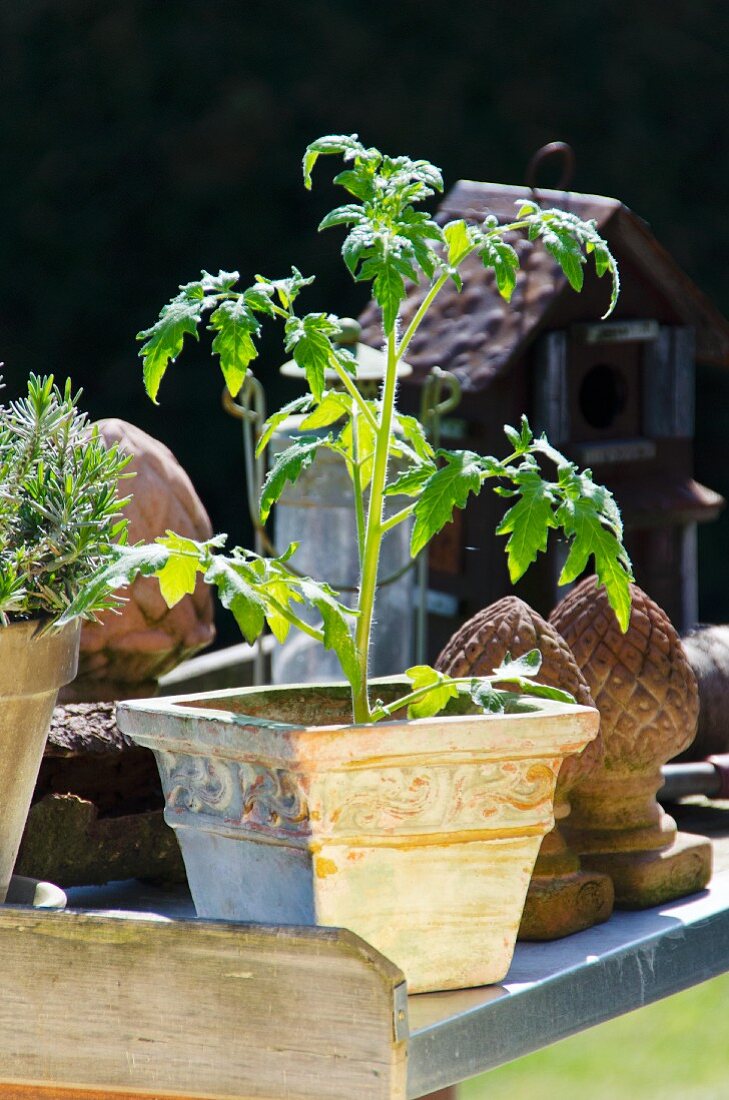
[550,577,711,908]
[436,595,614,939]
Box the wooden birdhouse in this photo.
[359,168,729,656]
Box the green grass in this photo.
[460,971,729,1100]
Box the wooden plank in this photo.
[0,908,407,1100]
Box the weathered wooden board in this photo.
[0,907,407,1100]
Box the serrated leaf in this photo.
[137,295,203,403]
[404,665,459,719]
[259,435,328,523]
[444,220,472,266]
[341,224,375,277]
[385,463,435,498]
[155,531,205,606]
[263,578,294,643]
[496,468,558,582]
[479,235,520,301]
[531,432,572,470]
[411,451,484,557]
[297,578,358,688]
[204,555,266,644]
[333,168,376,201]
[300,391,351,430]
[493,649,543,679]
[501,418,536,457]
[318,204,366,231]
[243,284,277,316]
[56,543,170,625]
[200,270,239,294]
[259,268,315,310]
[284,313,338,401]
[556,493,633,631]
[394,414,435,462]
[303,133,366,189]
[256,395,313,457]
[470,682,508,714]
[209,298,261,396]
[373,260,406,334]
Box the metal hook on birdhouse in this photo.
[526,142,576,199]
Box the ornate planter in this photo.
[0,618,81,902]
[117,683,598,993]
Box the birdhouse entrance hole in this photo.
[578,363,629,431]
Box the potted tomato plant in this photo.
[65,135,631,992]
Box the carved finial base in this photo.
[564,771,713,908]
[519,866,615,940]
[518,821,614,940]
[576,831,712,909]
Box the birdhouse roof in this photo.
[358,181,729,394]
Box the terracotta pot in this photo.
[117,682,598,993]
[0,619,80,902]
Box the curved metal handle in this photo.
[420,367,462,445]
[525,142,575,194]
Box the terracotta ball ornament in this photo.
[550,577,711,908]
[62,419,216,702]
[436,596,614,940]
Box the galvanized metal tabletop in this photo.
[54,800,729,1100]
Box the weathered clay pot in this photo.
[117,682,598,993]
[0,619,80,902]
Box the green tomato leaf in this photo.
[300,391,352,430]
[137,292,204,403]
[470,681,508,714]
[443,220,472,266]
[155,531,206,606]
[204,555,266,644]
[297,578,359,689]
[478,235,520,301]
[256,395,313,458]
[259,435,329,523]
[284,313,339,401]
[257,268,315,310]
[198,270,239,294]
[556,490,634,632]
[492,649,543,680]
[404,665,459,719]
[318,204,366,231]
[411,450,484,557]
[209,297,261,396]
[394,414,435,462]
[385,462,436,498]
[262,578,295,644]
[55,543,170,625]
[373,260,406,335]
[496,467,558,583]
[491,676,576,705]
[302,134,368,189]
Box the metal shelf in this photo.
[0,804,722,1099]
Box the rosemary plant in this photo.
[0,374,130,625]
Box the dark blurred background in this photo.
[2,0,729,643]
